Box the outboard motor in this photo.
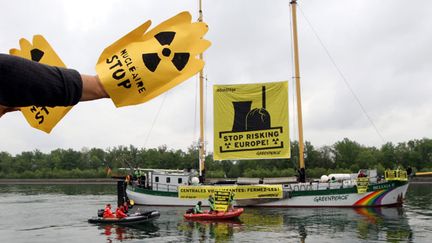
[97,209,104,217]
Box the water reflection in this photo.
[99,222,160,242]
[1,184,425,242]
[406,183,432,216]
[354,207,412,242]
[176,209,286,242]
[179,218,243,242]
[0,184,116,195]
[174,207,413,242]
[278,207,413,242]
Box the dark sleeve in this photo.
[0,53,82,107]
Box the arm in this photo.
[79,74,109,102]
[0,54,108,117]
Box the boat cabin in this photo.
[125,168,199,192]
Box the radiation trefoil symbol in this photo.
[142,31,190,72]
[9,35,73,133]
[30,48,44,62]
[95,11,211,107]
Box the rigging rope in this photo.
[144,93,168,147]
[297,5,386,144]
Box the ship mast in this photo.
[198,0,206,181]
[290,0,306,182]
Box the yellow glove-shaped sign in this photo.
[9,35,73,133]
[96,11,211,107]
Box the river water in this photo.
[0,183,430,243]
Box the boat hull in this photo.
[127,181,409,207]
[88,210,160,225]
[127,188,203,207]
[238,183,409,207]
[184,208,244,220]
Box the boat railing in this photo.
[283,180,361,192]
[152,182,179,192]
[237,177,261,185]
[263,177,297,184]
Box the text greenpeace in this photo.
[313,195,348,203]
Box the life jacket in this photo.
[103,206,115,218]
[116,208,127,219]
[123,203,129,213]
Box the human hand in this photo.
[96,11,211,107]
[9,35,73,133]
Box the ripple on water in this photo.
[0,184,431,243]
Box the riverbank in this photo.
[0,176,430,185]
[0,178,118,185]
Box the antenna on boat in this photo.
[198,0,206,183]
[290,0,306,182]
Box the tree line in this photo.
[0,138,431,179]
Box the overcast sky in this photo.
[1,0,431,155]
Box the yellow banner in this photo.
[356,177,369,194]
[96,12,211,107]
[384,169,408,181]
[214,191,230,212]
[178,185,283,199]
[9,35,72,133]
[213,81,290,160]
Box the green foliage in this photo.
[243,168,295,177]
[0,168,107,179]
[332,138,362,168]
[306,167,328,179]
[206,170,225,178]
[1,138,431,179]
